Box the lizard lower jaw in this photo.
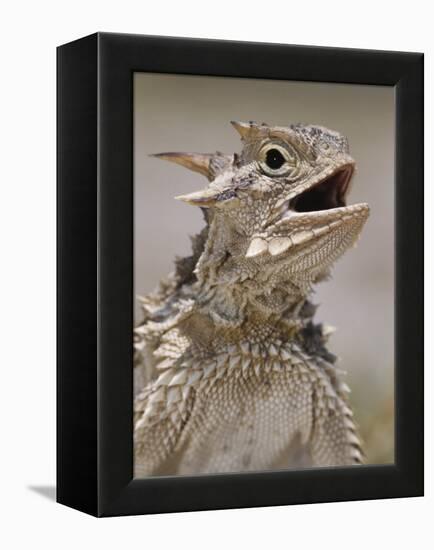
[245,202,369,259]
[245,203,369,258]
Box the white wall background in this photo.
[0,1,431,549]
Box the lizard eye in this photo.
[259,143,295,177]
[265,148,285,169]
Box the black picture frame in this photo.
[57,32,424,517]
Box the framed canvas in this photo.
[57,32,423,517]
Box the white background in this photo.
[0,1,431,548]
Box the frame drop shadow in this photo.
[28,485,56,502]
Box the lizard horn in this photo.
[230,120,262,140]
[151,152,213,179]
[174,187,220,207]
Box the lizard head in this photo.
[153,121,369,308]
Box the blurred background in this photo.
[134,73,395,465]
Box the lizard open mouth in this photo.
[245,163,368,259]
[290,165,354,213]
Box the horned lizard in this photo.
[134,120,369,476]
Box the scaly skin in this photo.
[134,121,369,476]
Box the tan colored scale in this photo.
[134,121,369,476]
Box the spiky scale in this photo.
[280,346,291,361]
[216,355,227,368]
[148,386,165,404]
[268,237,292,256]
[254,362,261,378]
[155,369,175,386]
[156,357,176,370]
[240,341,250,354]
[251,344,260,357]
[187,370,202,386]
[167,386,182,405]
[269,343,278,356]
[229,355,241,369]
[169,370,188,386]
[245,237,268,258]
[202,362,217,379]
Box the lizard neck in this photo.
[176,294,316,356]
[175,297,334,366]
[190,214,311,333]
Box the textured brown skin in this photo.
[134,121,369,476]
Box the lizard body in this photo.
[134,121,369,476]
